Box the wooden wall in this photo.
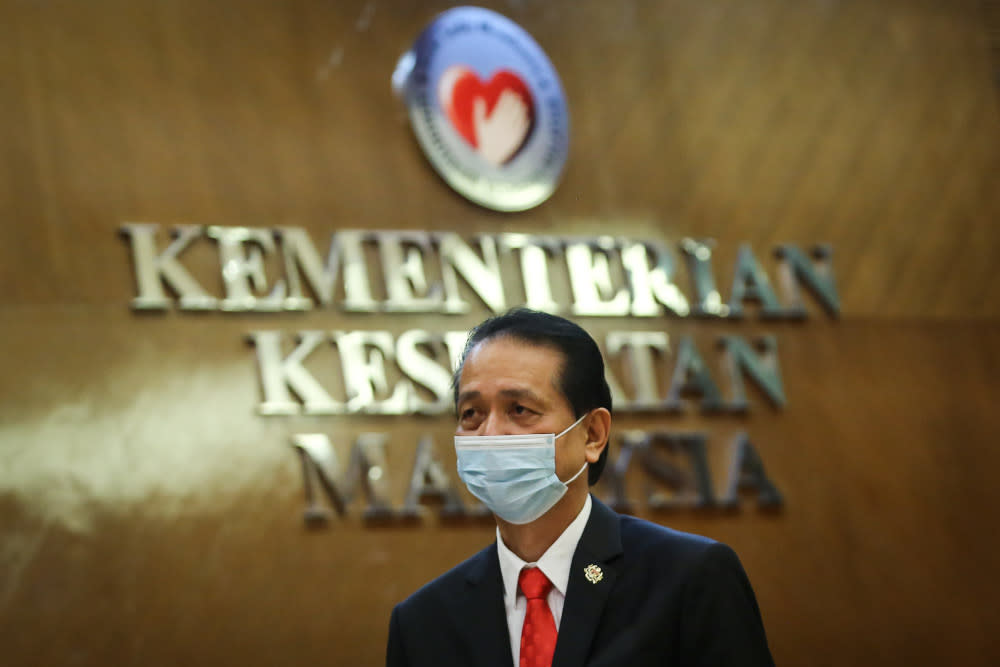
[1,0,998,665]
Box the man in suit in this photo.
[387,309,774,666]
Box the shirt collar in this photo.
[497,494,593,603]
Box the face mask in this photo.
[454,413,589,524]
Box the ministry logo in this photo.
[394,6,569,212]
[438,65,534,166]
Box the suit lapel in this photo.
[453,543,515,667]
[552,497,623,667]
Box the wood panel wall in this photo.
[1,1,998,665]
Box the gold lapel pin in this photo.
[583,564,603,584]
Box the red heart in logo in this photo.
[438,67,535,165]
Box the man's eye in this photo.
[512,404,530,415]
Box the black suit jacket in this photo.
[387,497,774,666]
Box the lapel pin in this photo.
[583,564,603,584]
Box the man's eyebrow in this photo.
[456,390,481,405]
[498,388,548,405]
[455,388,548,405]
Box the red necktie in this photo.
[518,567,557,667]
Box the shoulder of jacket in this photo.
[395,542,496,611]
[617,512,720,559]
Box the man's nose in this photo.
[478,411,508,436]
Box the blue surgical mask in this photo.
[454,413,589,524]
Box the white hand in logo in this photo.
[473,90,529,166]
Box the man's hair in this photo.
[452,308,613,485]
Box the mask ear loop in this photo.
[556,412,591,485]
[564,460,588,485]
[555,411,589,439]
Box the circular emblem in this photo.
[394,7,570,212]
[583,564,603,584]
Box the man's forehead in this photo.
[468,334,564,363]
[457,336,566,394]
[463,337,564,373]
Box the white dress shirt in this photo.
[496,494,592,667]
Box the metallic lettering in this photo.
[395,330,453,415]
[774,244,840,318]
[641,432,717,510]
[718,335,786,410]
[276,228,377,311]
[729,243,784,318]
[290,428,783,523]
[680,237,726,317]
[401,436,470,518]
[499,233,561,313]
[206,226,284,311]
[249,331,342,415]
[122,226,840,321]
[291,432,398,521]
[663,336,725,412]
[435,232,506,314]
[620,241,690,317]
[606,331,670,409]
[120,223,217,310]
[721,432,783,509]
[376,231,443,312]
[566,238,630,316]
[334,330,410,414]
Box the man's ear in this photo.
[584,408,611,464]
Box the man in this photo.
[387,309,774,666]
